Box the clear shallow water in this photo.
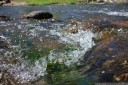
[0,4,128,84]
[0,19,96,84]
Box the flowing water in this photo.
[0,4,128,85]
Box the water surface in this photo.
[0,4,128,85]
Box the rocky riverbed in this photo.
[0,4,128,85]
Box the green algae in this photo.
[23,47,51,62]
[46,64,83,85]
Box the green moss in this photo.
[46,57,83,84]
[46,67,84,85]
[47,61,68,73]
[23,47,51,62]
[16,0,77,5]
[25,51,42,62]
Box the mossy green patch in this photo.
[16,0,77,5]
[23,47,51,62]
[46,67,84,85]
[47,61,68,73]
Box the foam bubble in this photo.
[0,35,47,83]
[49,29,96,66]
[100,11,128,16]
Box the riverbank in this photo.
[14,0,128,5]
[0,1,29,6]
[1,0,77,6]
[0,1,28,6]
[0,0,127,6]
[22,0,77,5]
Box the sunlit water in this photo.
[0,4,128,84]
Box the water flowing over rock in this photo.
[82,36,128,82]
[0,4,128,85]
[0,71,18,85]
[111,21,128,28]
[0,36,9,48]
[23,11,53,19]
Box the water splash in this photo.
[49,29,96,66]
[0,35,47,83]
[102,11,128,16]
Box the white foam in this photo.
[50,30,95,50]
[49,29,95,66]
[106,11,128,16]
[0,56,47,83]
[0,21,96,83]
[0,35,47,83]
[8,58,47,83]
[100,11,128,16]
[83,10,128,17]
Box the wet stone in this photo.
[111,21,128,28]
[0,16,7,20]
[114,72,128,82]
[82,36,128,82]
[0,16,11,21]
[0,40,9,48]
[23,11,53,19]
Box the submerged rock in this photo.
[111,21,128,28]
[0,40,9,48]
[24,11,53,19]
[0,15,12,21]
[82,36,128,82]
[0,16,7,20]
[0,36,9,48]
[0,71,18,85]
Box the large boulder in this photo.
[24,11,53,19]
[82,36,128,82]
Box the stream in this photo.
[0,3,128,85]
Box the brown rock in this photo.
[0,71,18,85]
[82,36,128,82]
[114,72,128,82]
[111,21,128,28]
[0,16,7,20]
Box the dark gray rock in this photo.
[24,11,53,19]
